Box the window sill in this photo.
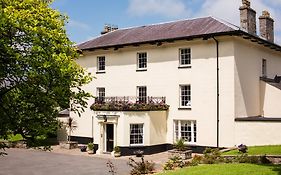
[96,71,106,74]
[129,144,144,147]
[184,142,197,146]
[178,65,192,69]
[178,107,192,110]
[136,69,147,72]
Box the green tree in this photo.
[0,0,92,147]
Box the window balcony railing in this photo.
[90,96,169,111]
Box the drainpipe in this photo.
[92,116,94,143]
[212,36,220,148]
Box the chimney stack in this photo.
[259,10,274,42]
[101,24,118,35]
[239,0,257,35]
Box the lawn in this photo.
[158,163,281,175]
[223,145,281,155]
[0,134,23,142]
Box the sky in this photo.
[51,0,281,45]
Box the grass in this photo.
[7,134,23,142]
[223,145,281,155]
[158,163,281,175]
[0,134,23,142]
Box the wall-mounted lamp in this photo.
[103,115,107,122]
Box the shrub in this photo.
[163,155,187,170]
[202,148,224,164]
[190,155,203,166]
[128,157,155,175]
[163,160,175,170]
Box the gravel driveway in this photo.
[0,149,130,175]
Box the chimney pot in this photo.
[242,0,250,8]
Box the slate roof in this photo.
[58,108,70,117]
[77,17,239,50]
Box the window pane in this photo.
[180,85,191,107]
[97,88,105,102]
[174,120,196,143]
[97,56,105,71]
[130,124,143,144]
[138,53,147,69]
[179,48,191,65]
[137,86,147,103]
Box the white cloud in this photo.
[68,19,91,31]
[126,0,281,44]
[190,0,281,44]
[127,0,190,18]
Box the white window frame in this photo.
[174,120,197,144]
[97,56,105,72]
[179,85,191,108]
[137,52,147,70]
[137,86,147,103]
[179,48,191,67]
[129,123,144,146]
[96,87,105,102]
[262,59,267,77]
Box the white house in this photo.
[61,0,281,155]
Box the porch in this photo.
[94,110,168,156]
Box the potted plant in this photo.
[80,145,87,152]
[87,143,94,154]
[168,138,192,160]
[113,146,121,157]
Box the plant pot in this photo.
[168,149,192,160]
[59,141,78,149]
[114,152,121,157]
[80,146,87,152]
[87,150,94,154]
[134,150,144,157]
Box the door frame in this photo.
[104,123,114,152]
[96,114,119,154]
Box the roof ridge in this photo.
[116,16,214,31]
[210,16,240,30]
[76,16,216,47]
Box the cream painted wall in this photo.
[235,121,281,146]
[234,37,281,118]
[90,111,166,149]
[70,35,281,148]
[260,81,281,117]
[71,37,238,148]
[149,111,167,145]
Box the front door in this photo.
[106,124,114,152]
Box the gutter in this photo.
[79,30,281,53]
[212,37,220,148]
